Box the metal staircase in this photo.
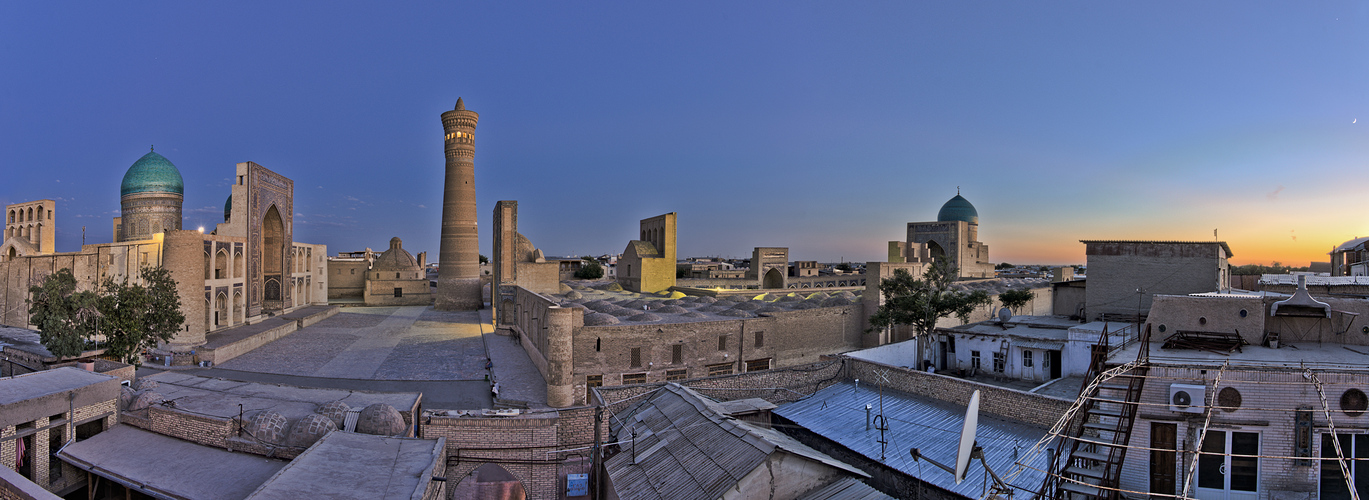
[1043,324,1152,500]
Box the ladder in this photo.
[1042,324,1152,500]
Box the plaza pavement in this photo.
[139,304,551,410]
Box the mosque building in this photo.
[0,149,328,355]
[889,191,994,279]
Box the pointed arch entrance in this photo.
[763,268,784,289]
[262,205,285,311]
[451,463,528,500]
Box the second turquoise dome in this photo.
[121,151,184,197]
[936,194,979,224]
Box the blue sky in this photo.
[4,2,1368,265]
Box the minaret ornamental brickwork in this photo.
[436,98,483,310]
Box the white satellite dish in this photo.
[997,307,1012,323]
[955,389,981,484]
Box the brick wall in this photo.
[0,466,60,500]
[845,357,1071,428]
[422,409,604,500]
[594,359,844,417]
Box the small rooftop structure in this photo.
[244,431,445,500]
[607,383,872,500]
[136,371,421,427]
[0,367,119,427]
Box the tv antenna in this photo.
[909,390,1013,496]
[873,369,891,461]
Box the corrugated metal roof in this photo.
[776,381,1050,499]
[1259,274,1369,286]
[608,384,866,500]
[797,477,894,500]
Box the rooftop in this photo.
[607,384,866,500]
[0,366,115,407]
[775,381,1050,499]
[245,431,444,500]
[559,284,862,326]
[60,425,288,500]
[1109,340,1369,372]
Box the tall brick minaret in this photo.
[436,98,482,310]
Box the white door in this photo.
[1195,431,1259,500]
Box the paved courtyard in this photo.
[215,306,490,380]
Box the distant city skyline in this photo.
[3,2,1367,266]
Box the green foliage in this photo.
[97,266,185,364]
[575,260,605,280]
[479,254,489,264]
[994,262,1015,270]
[676,266,689,279]
[867,259,992,337]
[836,262,854,272]
[27,269,100,359]
[998,288,1035,313]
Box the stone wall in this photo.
[594,359,845,417]
[1083,241,1229,320]
[327,259,368,299]
[0,466,60,500]
[200,319,297,365]
[572,305,863,406]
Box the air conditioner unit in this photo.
[1170,384,1207,413]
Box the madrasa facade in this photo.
[0,150,328,352]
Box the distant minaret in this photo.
[436,98,483,310]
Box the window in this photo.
[971,351,981,371]
[755,331,764,348]
[396,272,400,279]
[1199,431,1258,494]
[622,373,647,385]
[394,287,402,298]
[666,369,687,381]
[630,348,641,368]
[75,419,104,442]
[1322,433,1369,500]
[992,352,1005,373]
[672,344,682,364]
[48,415,65,482]
[947,336,956,353]
[350,268,355,275]
[1023,350,1033,367]
[586,375,603,402]
[706,363,733,376]
[745,358,771,372]
[718,335,727,351]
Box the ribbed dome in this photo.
[223,195,232,222]
[121,151,184,197]
[936,194,979,224]
[372,237,419,271]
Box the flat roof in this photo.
[245,431,443,500]
[0,367,115,406]
[1109,341,1369,371]
[140,371,421,421]
[59,425,287,500]
[776,381,1050,499]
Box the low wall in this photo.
[422,406,605,500]
[201,321,297,365]
[594,359,844,418]
[0,466,61,500]
[48,359,135,384]
[845,357,1070,428]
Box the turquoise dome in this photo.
[936,194,979,224]
[224,195,232,222]
[120,151,184,197]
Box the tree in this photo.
[868,259,992,343]
[998,288,1035,314]
[994,262,1015,270]
[27,269,100,359]
[97,266,185,364]
[836,262,854,272]
[479,254,489,264]
[575,260,604,280]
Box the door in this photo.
[939,341,948,370]
[1321,433,1369,500]
[1151,423,1177,497]
[1048,350,1062,379]
[1195,431,1259,500]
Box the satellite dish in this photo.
[997,307,1012,323]
[955,390,981,484]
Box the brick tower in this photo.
[436,98,483,310]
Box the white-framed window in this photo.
[1023,350,1034,367]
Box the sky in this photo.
[3,2,1369,267]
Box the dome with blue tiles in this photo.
[120,150,184,197]
[224,195,232,222]
[936,194,979,224]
